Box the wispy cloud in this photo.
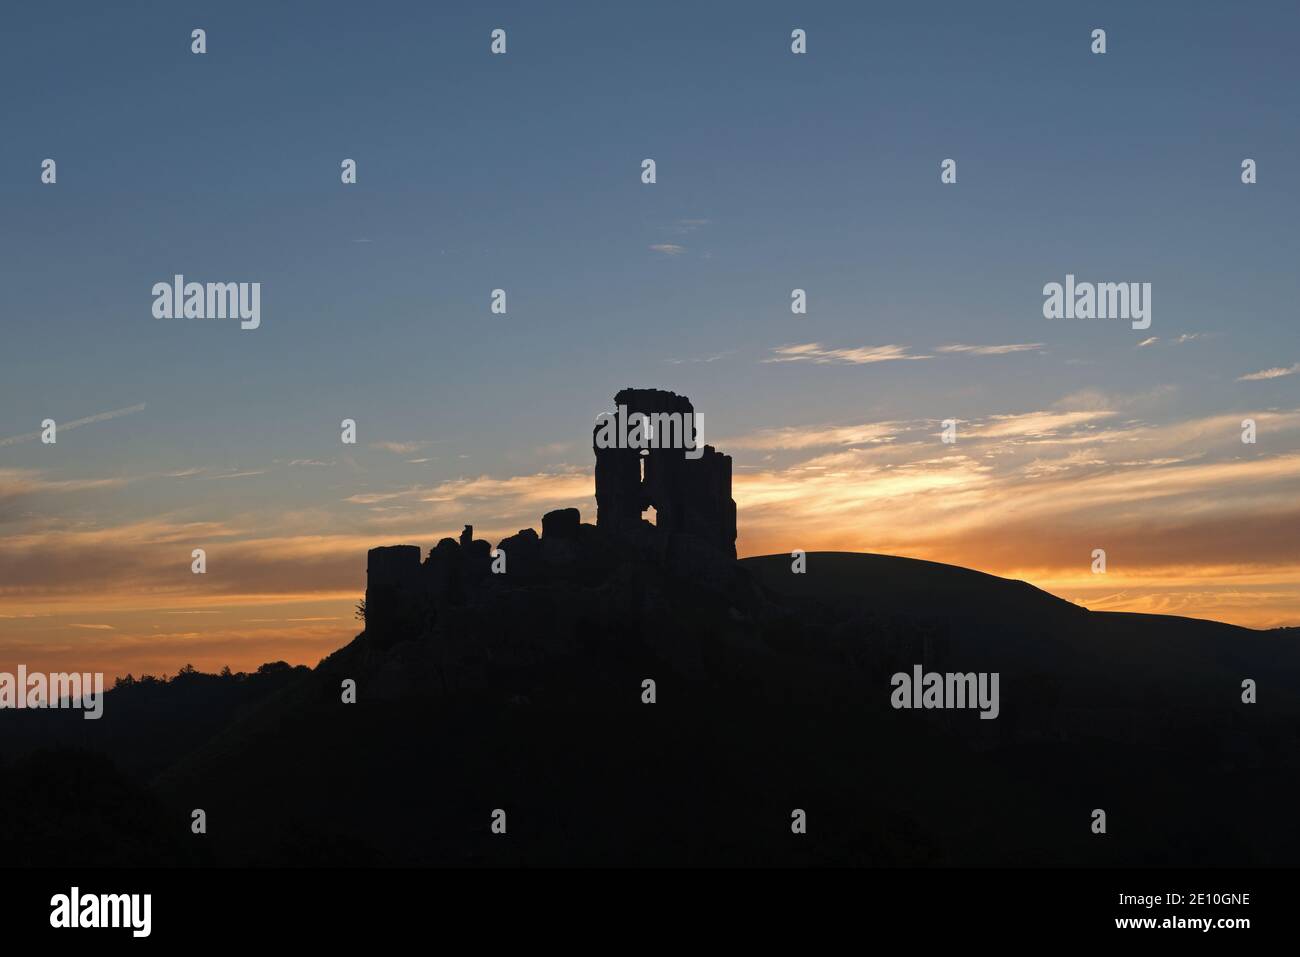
[660,218,711,236]
[649,243,686,256]
[1139,333,1205,349]
[371,441,428,454]
[727,404,1300,628]
[1239,362,1300,381]
[344,489,413,505]
[666,350,731,365]
[200,470,267,481]
[0,403,146,447]
[723,422,900,451]
[765,343,930,365]
[242,616,341,623]
[0,469,133,501]
[937,343,1043,356]
[971,409,1117,439]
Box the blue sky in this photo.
[2,1,1298,674]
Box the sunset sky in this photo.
[2,2,1298,678]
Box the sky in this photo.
[1,1,1298,678]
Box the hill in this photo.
[131,550,1300,867]
[3,548,1296,867]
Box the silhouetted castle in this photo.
[594,388,735,558]
[364,389,738,646]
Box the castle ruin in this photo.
[363,389,737,645]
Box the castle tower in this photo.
[592,388,737,559]
[365,544,423,643]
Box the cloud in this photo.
[723,422,900,451]
[1239,362,1300,381]
[1138,333,1206,349]
[0,465,600,621]
[417,471,592,509]
[5,391,1299,678]
[971,409,1117,439]
[649,244,686,256]
[728,406,1300,630]
[936,343,1044,356]
[0,403,146,447]
[666,351,731,365]
[660,219,711,236]
[200,470,267,481]
[765,343,931,365]
[243,617,341,623]
[344,489,413,505]
[371,441,428,454]
[0,469,133,502]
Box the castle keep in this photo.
[363,390,737,645]
[593,388,736,559]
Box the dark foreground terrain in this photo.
[2,552,1296,867]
